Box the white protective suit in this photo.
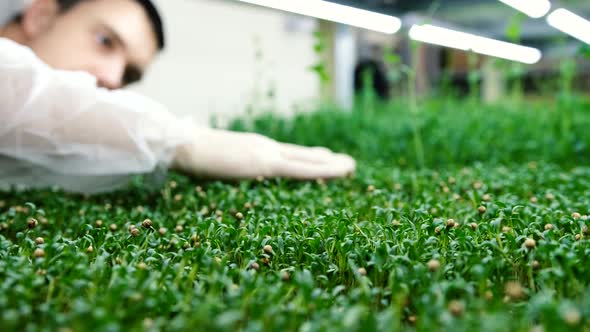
[0,37,195,193]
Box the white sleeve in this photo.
[0,38,195,194]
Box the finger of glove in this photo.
[274,156,356,179]
[279,143,339,164]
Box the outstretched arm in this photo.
[0,37,355,194]
[172,128,356,180]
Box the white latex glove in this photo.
[173,128,356,180]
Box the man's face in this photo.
[25,0,159,89]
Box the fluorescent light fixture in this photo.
[408,25,472,51]
[237,0,402,34]
[409,24,542,64]
[498,0,551,18]
[547,8,590,45]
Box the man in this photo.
[0,0,355,193]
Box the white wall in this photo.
[130,0,320,126]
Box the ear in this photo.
[20,0,59,39]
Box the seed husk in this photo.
[572,212,582,219]
[142,219,153,228]
[281,271,290,282]
[448,300,464,317]
[34,248,45,258]
[525,238,536,249]
[358,267,367,276]
[263,244,273,255]
[130,228,140,237]
[143,318,154,329]
[563,308,581,326]
[427,259,441,272]
[478,206,486,214]
[27,218,38,229]
[35,237,44,245]
[446,219,456,228]
[505,281,524,300]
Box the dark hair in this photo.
[14,0,165,50]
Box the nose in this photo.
[91,62,124,90]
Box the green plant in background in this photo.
[559,58,577,102]
[579,45,590,61]
[240,35,278,123]
[309,29,331,99]
[408,40,425,169]
[384,48,415,99]
[504,13,527,102]
[358,67,377,113]
[466,52,481,103]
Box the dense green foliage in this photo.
[231,97,590,168]
[1,97,590,331]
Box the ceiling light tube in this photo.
[237,0,402,34]
[409,24,542,64]
[498,0,551,18]
[547,8,590,45]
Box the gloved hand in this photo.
[172,127,356,180]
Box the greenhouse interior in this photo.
[1,0,590,331]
